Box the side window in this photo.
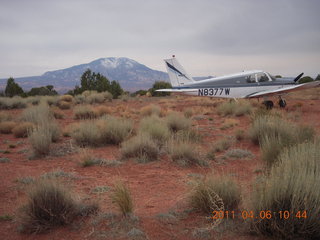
[246,74,256,83]
[256,73,269,82]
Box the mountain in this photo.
[0,57,169,93]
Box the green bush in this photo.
[252,141,320,239]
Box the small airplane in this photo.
[157,56,320,109]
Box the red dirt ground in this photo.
[0,90,319,240]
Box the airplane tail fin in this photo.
[164,56,195,87]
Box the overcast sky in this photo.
[1,0,320,79]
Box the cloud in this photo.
[0,0,319,78]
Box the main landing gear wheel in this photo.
[279,99,286,108]
[263,100,274,110]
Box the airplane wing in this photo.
[156,89,197,92]
[246,81,320,98]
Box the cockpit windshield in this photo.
[266,73,276,81]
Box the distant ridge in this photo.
[0,57,169,93]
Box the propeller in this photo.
[294,72,304,83]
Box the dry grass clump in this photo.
[217,100,252,117]
[252,141,320,239]
[59,95,74,103]
[212,137,233,153]
[169,141,207,166]
[189,179,224,214]
[250,115,315,167]
[224,148,254,159]
[140,104,161,117]
[194,174,241,211]
[71,116,133,146]
[70,121,101,147]
[12,122,34,138]
[57,101,72,110]
[18,178,98,233]
[139,116,170,145]
[29,125,52,156]
[111,180,133,216]
[261,125,315,168]
[78,148,101,167]
[0,112,12,122]
[121,134,159,163]
[220,118,239,130]
[0,96,27,109]
[93,105,110,117]
[98,116,133,145]
[166,112,192,133]
[74,105,95,119]
[249,115,293,145]
[21,104,53,125]
[0,121,17,134]
[184,108,194,118]
[83,91,112,104]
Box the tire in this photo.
[279,99,286,108]
[263,100,274,110]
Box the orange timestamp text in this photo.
[211,210,307,220]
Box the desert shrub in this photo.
[189,179,224,214]
[85,92,105,104]
[21,104,53,125]
[0,112,12,122]
[101,91,113,101]
[235,129,245,141]
[224,149,254,159]
[59,95,74,103]
[252,141,320,239]
[0,96,27,109]
[57,101,72,110]
[79,148,100,167]
[18,179,79,233]
[73,105,95,119]
[121,134,159,162]
[98,116,133,145]
[29,125,52,156]
[25,96,40,105]
[194,174,241,211]
[140,104,161,117]
[169,142,206,166]
[173,129,202,143]
[212,137,233,153]
[12,122,34,138]
[111,180,133,216]
[184,108,193,118]
[217,100,252,117]
[74,94,85,104]
[249,115,294,145]
[139,116,170,145]
[0,121,17,134]
[166,112,192,133]
[93,105,110,117]
[70,121,101,147]
[261,125,315,168]
[51,108,64,119]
